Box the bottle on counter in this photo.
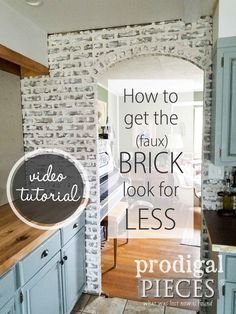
[218,172,235,213]
[231,167,236,189]
[223,178,234,211]
[231,168,236,210]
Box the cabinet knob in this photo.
[63,256,68,261]
[41,249,49,258]
[73,223,79,229]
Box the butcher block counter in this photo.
[0,203,55,277]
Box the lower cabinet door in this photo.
[225,283,236,314]
[0,298,15,314]
[20,252,63,314]
[62,228,85,314]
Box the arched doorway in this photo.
[96,55,204,311]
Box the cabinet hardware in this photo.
[73,223,79,229]
[63,256,68,261]
[20,291,24,303]
[60,260,64,265]
[222,284,225,296]
[221,57,224,67]
[219,148,222,157]
[41,249,49,258]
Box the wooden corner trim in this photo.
[0,57,20,76]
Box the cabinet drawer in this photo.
[225,254,236,282]
[61,211,85,246]
[0,268,16,309]
[18,231,61,286]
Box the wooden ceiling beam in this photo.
[0,44,49,77]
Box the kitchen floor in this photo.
[101,207,201,312]
[72,294,196,314]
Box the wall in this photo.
[213,2,219,44]
[218,0,236,38]
[213,0,236,43]
[21,17,217,294]
[97,84,108,103]
[0,70,24,206]
[0,0,48,66]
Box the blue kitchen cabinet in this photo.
[203,213,236,314]
[0,299,15,314]
[225,283,236,314]
[0,268,16,314]
[19,252,63,314]
[61,227,86,314]
[223,254,236,314]
[17,213,86,314]
[211,36,236,165]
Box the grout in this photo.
[79,294,196,314]
[81,294,92,312]
[122,299,128,313]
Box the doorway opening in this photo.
[97,55,204,311]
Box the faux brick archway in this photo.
[21,17,218,294]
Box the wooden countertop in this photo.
[0,203,55,277]
[203,210,236,252]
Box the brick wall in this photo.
[21,17,220,293]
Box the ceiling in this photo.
[98,55,204,92]
[3,0,216,34]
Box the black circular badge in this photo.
[7,149,89,230]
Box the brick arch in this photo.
[94,44,208,79]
